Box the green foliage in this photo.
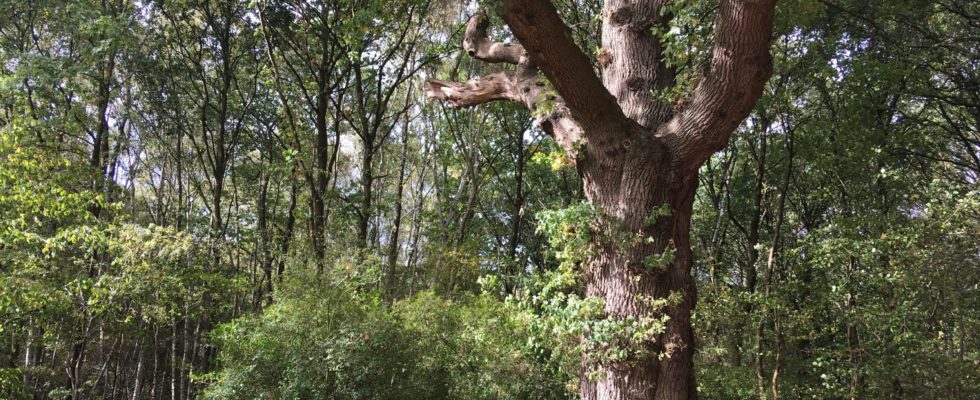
[692,2,980,395]
[535,201,595,270]
[526,202,685,378]
[696,363,758,399]
[0,368,28,400]
[531,78,560,119]
[650,0,715,104]
[501,265,596,395]
[204,278,573,400]
[532,149,574,172]
[642,245,676,271]
[644,204,673,227]
[581,292,683,375]
[397,292,573,399]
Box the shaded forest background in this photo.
[0,0,977,399]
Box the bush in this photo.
[204,279,573,400]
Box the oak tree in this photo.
[427,1,777,398]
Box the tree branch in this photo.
[425,13,532,110]
[463,13,523,64]
[425,71,521,108]
[663,0,777,172]
[500,0,633,138]
[424,5,622,163]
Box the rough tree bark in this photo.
[427,1,775,399]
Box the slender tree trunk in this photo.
[386,118,411,300]
[278,177,298,284]
[67,316,94,400]
[131,339,144,400]
[748,124,768,390]
[454,170,480,247]
[150,326,159,399]
[311,67,330,267]
[358,142,375,250]
[90,47,117,199]
[353,62,374,251]
[180,312,190,400]
[22,319,32,390]
[506,126,526,293]
[256,169,273,307]
[846,257,862,400]
[170,321,178,400]
[406,141,430,296]
[767,123,794,400]
[771,315,783,400]
[175,129,185,231]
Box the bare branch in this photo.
[425,6,616,163]
[663,0,777,172]
[425,72,522,108]
[425,14,533,110]
[463,13,523,64]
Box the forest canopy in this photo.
[0,0,977,399]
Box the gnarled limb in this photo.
[426,14,539,111]
[663,0,777,172]
[463,13,524,64]
[427,12,588,152]
[428,5,647,159]
[425,69,586,161]
[425,72,522,108]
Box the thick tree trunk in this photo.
[577,141,700,399]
